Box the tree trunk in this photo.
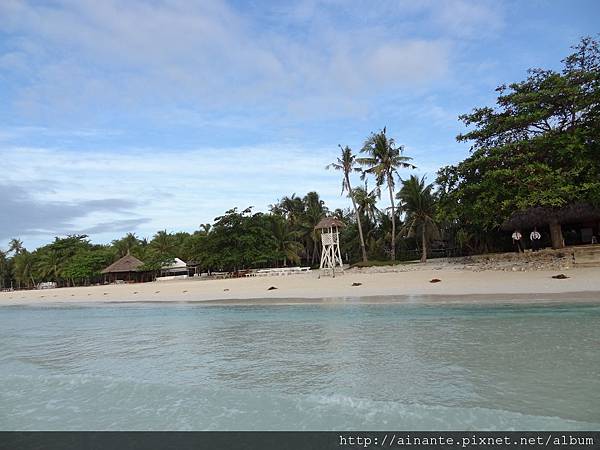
[388,181,396,260]
[346,174,368,262]
[421,226,427,263]
[549,220,564,249]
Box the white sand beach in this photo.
[1,264,599,306]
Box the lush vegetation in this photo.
[1,37,598,289]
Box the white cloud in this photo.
[1,0,455,123]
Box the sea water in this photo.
[0,301,599,430]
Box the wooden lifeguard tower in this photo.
[315,217,345,276]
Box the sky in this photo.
[1,0,599,250]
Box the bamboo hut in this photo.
[502,203,600,249]
[101,254,150,283]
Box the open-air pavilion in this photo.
[101,254,151,283]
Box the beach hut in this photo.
[315,217,345,275]
[101,253,149,283]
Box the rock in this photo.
[552,274,569,279]
[267,286,278,290]
[224,288,229,292]
[430,278,441,283]
[351,282,362,286]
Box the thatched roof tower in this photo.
[314,217,345,230]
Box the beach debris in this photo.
[133,291,138,294]
[552,274,569,279]
[71,294,75,296]
[430,278,442,283]
[351,282,362,286]
[182,290,188,293]
[223,288,229,292]
[155,291,160,294]
[267,286,278,290]
[103,292,108,295]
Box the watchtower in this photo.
[315,217,345,275]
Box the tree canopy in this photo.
[437,36,600,249]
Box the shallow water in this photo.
[1,301,599,430]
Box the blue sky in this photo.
[1,0,599,249]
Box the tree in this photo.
[8,238,24,255]
[270,215,302,266]
[398,175,439,263]
[327,145,368,262]
[112,233,141,257]
[438,36,600,249]
[12,250,36,288]
[359,127,416,260]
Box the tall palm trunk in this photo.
[388,180,396,261]
[346,174,367,262]
[421,225,427,263]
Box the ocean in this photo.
[1,301,599,430]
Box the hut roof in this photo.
[314,217,345,230]
[101,254,145,274]
[502,203,600,231]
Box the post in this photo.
[549,220,564,249]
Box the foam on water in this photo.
[1,302,599,430]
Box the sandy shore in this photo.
[1,265,599,306]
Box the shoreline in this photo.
[1,266,599,306]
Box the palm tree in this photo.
[8,238,24,255]
[271,216,303,266]
[112,233,140,257]
[327,145,367,262]
[299,192,328,264]
[13,250,36,289]
[352,182,380,225]
[397,175,439,263]
[359,127,416,260]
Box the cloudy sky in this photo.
[1,0,598,249]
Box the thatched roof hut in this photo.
[501,204,600,231]
[314,217,345,230]
[101,254,145,274]
[101,254,150,283]
[502,203,600,248]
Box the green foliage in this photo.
[398,175,440,262]
[437,37,600,247]
[359,127,416,260]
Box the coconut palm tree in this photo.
[271,216,303,266]
[299,192,328,264]
[112,233,140,257]
[8,238,24,255]
[397,175,439,263]
[352,182,380,225]
[359,127,416,260]
[327,145,367,262]
[13,250,36,289]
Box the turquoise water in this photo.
[0,301,599,430]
